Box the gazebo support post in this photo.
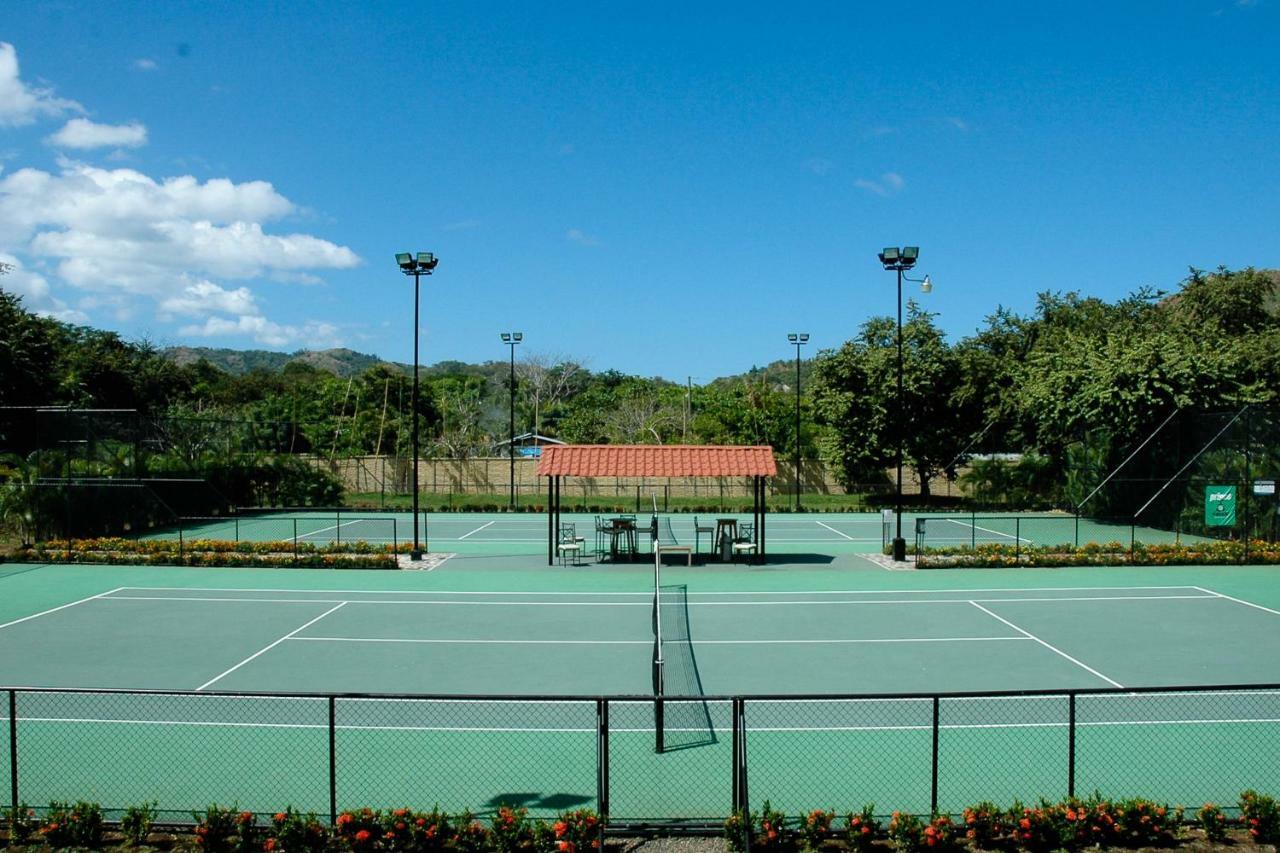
[547,476,555,565]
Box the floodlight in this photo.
[787,333,798,343]
[396,252,414,270]
[799,333,810,343]
[513,332,523,342]
[501,333,512,342]
[417,252,438,270]
[878,247,899,266]
[920,275,933,294]
[901,246,919,263]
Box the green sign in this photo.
[1204,485,1237,527]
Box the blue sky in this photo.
[1,1,1276,381]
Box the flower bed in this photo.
[916,539,1280,568]
[3,793,1280,851]
[16,537,399,569]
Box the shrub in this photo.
[120,801,158,846]
[756,801,794,852]
[552,808,600,853]
[39,800,105,848]
[450,811,490,853]
[799,808,834,851]
[193,806,244,853]
[4,805,38,846]
[889,813,955,853]
[335,808,383,851]
[491,806,540,853]
[1196,803,1229,843]
[725,808,756,853]
[844,805,879,853]
[266,807,329,853]
[1241,790,1280,844]
[961,802,1010,850]
[1008,802,1065,853]
[1112,798,1181,847]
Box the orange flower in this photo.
[264,839,276,852]
[554,821,568,838]
[355,830,371,843]
[1019,819,1031,830]
[274,813,287,822]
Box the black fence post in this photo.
[596,699,609,825]
[1015,519,1021,562]
[1067,693,1076,798]
[328,696,338,823]
[392,518,398,551]
[293,519,299,564]
[734,697,749,813]
[234,517,240,543]
[930,696,940,815]
[9,689,18,811]
[336,508,342,547]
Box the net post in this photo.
[9,689,17,813]
[597,699,610,822]
[930,696,940,815]
[1067,692,1076,798]
[328,695,338,824]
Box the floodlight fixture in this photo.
[799,333,810,343]
[878,247,900,267]
[396,252,415,270]
[417,252,438,270]
[787,333,798,343]
[513,332,523,342]
[501,333,512,342]
[921,275,933,294]
[900,246,920,266]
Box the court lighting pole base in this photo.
[410,550,423,562]
[891,537,907,562]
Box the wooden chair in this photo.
[694,517,715,554]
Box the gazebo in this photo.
[536,444,778,564]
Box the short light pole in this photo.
[877,247,931,562]
[396,251,439,561]
[787,333,809,511]
[500,332,523,508]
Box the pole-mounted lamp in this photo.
[397,251,439,560]
[786,333,809,511]
[500,332,523,508]
[877,246,931,562]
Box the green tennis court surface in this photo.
[2,558,1279,821]
[152,510,1196,555]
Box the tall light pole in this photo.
[396,251,438,561]
[877,247,931,562]
[500,332,523,508]
[787,333,809,511]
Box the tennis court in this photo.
[153,509,1194,556]
[2,556,1280,820]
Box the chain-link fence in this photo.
[5,684,1279,825]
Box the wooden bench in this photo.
[655,517,693,566]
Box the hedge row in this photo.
[916,539,1280,568]
[17,538,398,569]
[4,791,1279,852]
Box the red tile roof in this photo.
[537,445,777,478]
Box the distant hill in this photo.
[164,346,407,377]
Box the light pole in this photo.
[396,251,438,561]
[877,246,931,562]
[787,333,809,511]
[501,332,523,508]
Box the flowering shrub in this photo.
[961,802,1010,849]
[800,808,834,851]
[551,809,600,853]
[888,812,955,853]
[26,537,399,569]
[266,807,329,853]
[1008,802,1066,853]
[5,804,38,845]
[1241,790,1280,844]
[120,801,158,847]
[844,805,880,853]
[724,808,756,853]
[38,800,104,848]
[756,801,794,851]
[1196,803,1229,843]
[193,804,243,853]
[1111,798,1181,847]
[490,805,554,853]
[452,812,491,853]
[336,808,384,851]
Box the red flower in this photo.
[274,813,287,823]
[264,839,276,852]
[337,814,353,827]
[355,830,371,843]
[416,818,426,827]
[554,821,568,838]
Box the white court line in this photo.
[292,635,1030,646]
[426,553,458,571]
[113,584,1206,597]
[0,587,125,631]
[101,593,1217,607]
[457,521,498,540]
[196,602,347,691]
[17,716,1280,734]
[815,521,857,541]
[969,601,1124,688]
[1192,586,1280,616]
[946,517,1031,543]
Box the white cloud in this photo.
[0,253,87,322]
[133,58,158,71]
[158,280,258,318]
[566,227,600,246]
[0,42,83,127]
[806,158,834,176]
[48,118,149,150]
[179,314,341,348]
[855,172,906,197]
